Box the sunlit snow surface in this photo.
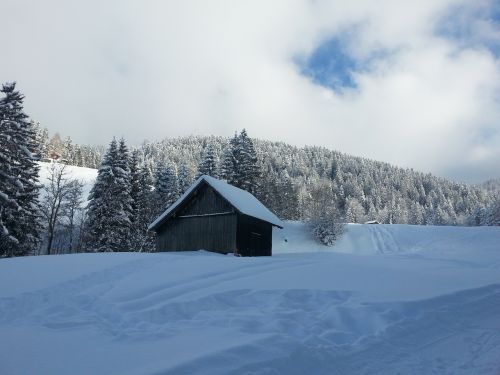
[1,224,500,374]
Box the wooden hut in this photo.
[148,175,283,256]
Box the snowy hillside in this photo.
[38,162,97,201]
[1,224,500,374]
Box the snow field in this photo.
[1,223,500,374]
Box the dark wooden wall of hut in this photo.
[156,214,237,254]
[155,183,238,254]
[236,214,272,256]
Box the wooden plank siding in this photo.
[156,213,237,254]
[156,183,238,254]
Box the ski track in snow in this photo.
[1,224,500,374]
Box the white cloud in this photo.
[0,0,498,182]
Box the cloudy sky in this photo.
[1,0,499,182]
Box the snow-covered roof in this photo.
[148,175,283,230]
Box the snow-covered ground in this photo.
[1,223,500,374]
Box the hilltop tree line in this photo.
[33,123,103,168]
[34,125,499,228]
[79,128,498,251]
[135,136,499,227]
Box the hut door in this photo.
[249,231,262,256]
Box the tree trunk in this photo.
[45,227,54,255]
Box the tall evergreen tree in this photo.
[84,139,118,252]
[220,130,261,195]
[219,137,237,183]
[84,138,133,252]
[129,151,156,251]
[113,139,134,250]
[129,150,141,226]
[135,165,156,251]
[154,162,179,214]
[237,129,261,195]
[177,163,192,194]
[0,82,41,257]
[61,136,74,163]
[197,143,218,178]
[31,121,49,160]
[278,170,300,220]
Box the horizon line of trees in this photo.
[33,126,500,227]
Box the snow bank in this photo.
[1,224,500,374]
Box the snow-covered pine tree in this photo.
[129,150,155,251]
[39,127,49,160]
[61,136,74,163]
[0,83,42,257]
[281,172,300,220]
[31,121,50,160]
[219,138,236,183]
[258,164,279,216]
[135,164,156,251]
[0,88,19,255]
[84,138,134,252]
[154,162,179,215]
[130,150,141,228]
[345,197,365,223]
[237,129,261,196]
[84,139,118,252]
[197,143,218,178]
[231,131,246,188]
[219,130,261,195]
[409,201,425,225]
[111,138,134,251]
[177,163,192,194]
[263,169,300,220]
[307,180,345,245]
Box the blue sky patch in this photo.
[296,32,392,92]
[435,1,500,57]
[297,36,358,91]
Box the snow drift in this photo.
[1,223,500,374]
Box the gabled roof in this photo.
[148,175,284,231]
